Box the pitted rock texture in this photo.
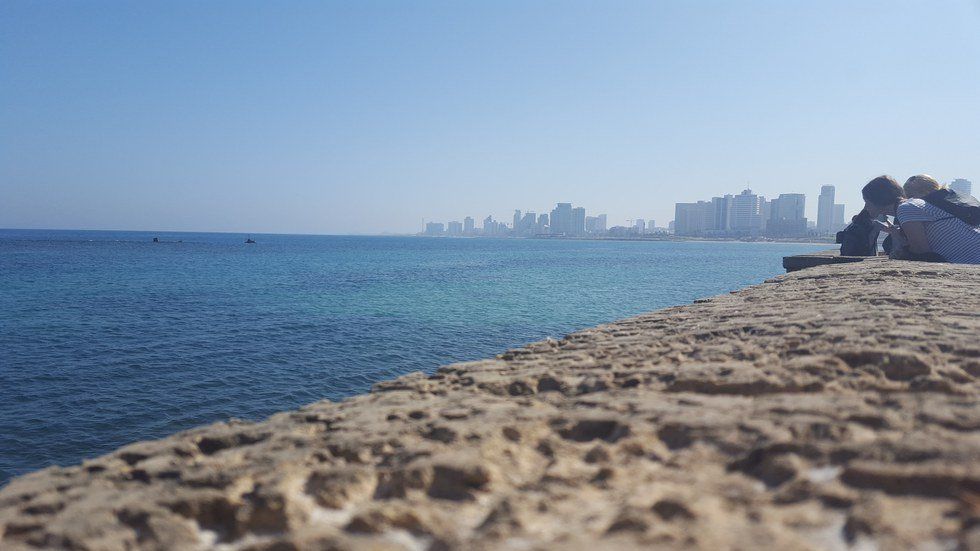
[2,260,979,550]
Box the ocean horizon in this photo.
[0,229,826,483]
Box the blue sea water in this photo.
[0,229,825,483]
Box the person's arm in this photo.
[901,221,931,254]
[874,218,900,235]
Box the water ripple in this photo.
[0,230,825,483]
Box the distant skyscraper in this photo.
[817,185,835,233]
[519,212,536,236]
[447,221,463,235]
[773,193,805,221]
[483,215,494,235]
[424,222,445,236]
[463,216,474,234]
[596,214,607,233]
[585,216,598,234]
[513,210,522,234]
[550,203,572,235]
[832,204,846,231]
[731,189,763,233]
[634,219,645,233]
[674,203,693,235]
[950,178,972,197]
[674,201,711,236]
[571,207,586,236]
[760,199,772,231]
[537,213,549,234]
[768,193,808,237]
[709,195,734,232]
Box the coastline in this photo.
[2,259,979,549]
[0,228,838,247]
[412,234,838,246]
[0,227,836,246]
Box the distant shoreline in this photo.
[410,233,837,246]
[0,228,837,246]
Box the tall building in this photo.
[772,193,805,220]
[463,216,474,234]
[571,207,586,236]
[447,221,463,235]
[513,210,522,234]
[950,178,973,197]
[731,189,764,233]
[832,204,846,232]
[425,222,445,236]
[674,201,711,236]
[673,203,697,236]
[550,203,572,235]
[537,213,549,234]
[585,216,598,234]
[634,219,646,233]
[817,185,835,234]
[596,214,607,233]
[519,212,536,236]
[767,193,808,237]
[760,199,772,231]
[483,215,495,236]
[709,195,734,232]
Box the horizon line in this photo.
[0,227,420,238]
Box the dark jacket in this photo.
[836,209,880,256]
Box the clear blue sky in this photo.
[2,1,979,234]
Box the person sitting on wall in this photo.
[836,208,882,256]
[858,176,907,259]
[862,174,980,264]
[903,174,980,225]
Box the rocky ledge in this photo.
[2,260,980,550]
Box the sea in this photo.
[0,229,826,483]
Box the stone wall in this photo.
[2,259,979,550]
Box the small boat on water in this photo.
[245,236,256,244]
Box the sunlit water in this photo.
[0,229,825,482]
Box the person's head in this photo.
[903,174,942,198]
[862,175,904,217]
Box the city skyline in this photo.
[3,2,980,234]
[420,178,974,238]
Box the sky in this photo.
[2,1,980,234]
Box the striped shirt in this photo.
[896,198,980,264]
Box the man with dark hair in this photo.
[853,175,905,258]
[862,175,905,211]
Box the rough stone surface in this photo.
[2,259,979,550]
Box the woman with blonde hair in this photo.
[862,174,980,264]
[903,174,943,199]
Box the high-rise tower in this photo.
[550,203,572,235]
[817,185,835,233]
[950,179,973,197]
